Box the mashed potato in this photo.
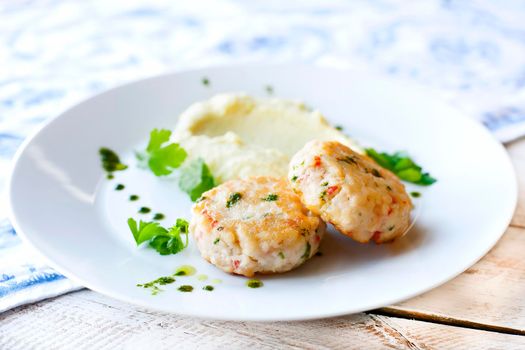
[173,93,359,183]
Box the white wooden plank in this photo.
[1,290,523,350]
[380,316,525,350]
[387,226,525,331]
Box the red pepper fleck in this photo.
[391,196,397,204]
[203,209,219,228]
[314,235,321,243]
[327,185,339,196]
[387,207,393,215]
[314,156,321,167]
[233,259,240,269]
[372,231,382,242]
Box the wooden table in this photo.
[1,139,524,349]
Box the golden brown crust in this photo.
[191,176,325,276]
[289,140,412,244]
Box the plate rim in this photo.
[6,64,519,321]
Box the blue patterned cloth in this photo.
[1,0,525,312]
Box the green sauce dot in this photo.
[129,195,139,201]
[136,275,176,295]
[156,276,175,285]
[246,279,263,288]
[178,285,193,292]
[99,147,127,173]
[153,213,165,220]
[138,207,151,214]
[197,274,208,281]
[115,184,125,191]
[107,174,114,180]
[203,285,214,291]
[410,191,421,198]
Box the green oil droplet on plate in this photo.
[174,265,196,276]
[246,279,263,288]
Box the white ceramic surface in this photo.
[8,65,517,321]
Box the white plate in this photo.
[8,65,517,321]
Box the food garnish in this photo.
[262,194,278,201]
[365,148,436,185]
[178,285,193,292]
[226,192,242,208]
[301,242,311,259]
[137,128,187,176]
[179,158,215,202]
[138,207,151,214]
[246,279,263,288]
[128,217,189,255]
[99,147,127,177]
[174,265,196,276]
[136,275,176,295]
[153,213,165,220]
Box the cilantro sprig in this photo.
[128,218,189,255]
[137,129,216,201]
[179,158,215,201]
[137,129,187,176]
[365,148,436,186]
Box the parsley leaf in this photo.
[262,194,278,201]
[127,218,164,244]
[127,218,189,255]
[149,235,184,255]
[365,148,436,186]
[138,129,187,176]
[226,192,242,208]
[179,158,215,201]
